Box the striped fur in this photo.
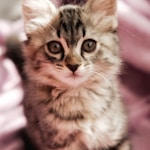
[22,0,131,150]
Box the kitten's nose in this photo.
[66,64,79,73]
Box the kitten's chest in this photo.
[45,86,121,149]
[25,83,125,149]
[48,85,111,119]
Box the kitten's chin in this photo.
[50,69,92,87]
[58,74,88,87]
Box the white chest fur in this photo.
[41,83,127,149]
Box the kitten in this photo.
[22,0,131,149]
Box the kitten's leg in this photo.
[109,138,132,150]
[24,108,45,150]
[26,120,44,150]
[116,139,131,150]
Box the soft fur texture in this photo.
[22,0,130,149]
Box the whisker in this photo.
[56,67,62,70]
[48,24,56,32]
[118,26,135,37]
[36,81,39,95]
[83,65,112,87]
[92,71,112,88]
[42,61,51,64]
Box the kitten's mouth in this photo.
[61,72,88,87]
[67,73,82,79]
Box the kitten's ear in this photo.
[84,0,116,16]
[22,0,57,24]
[84,0,117,31]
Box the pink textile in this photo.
[0,21,26,150]
[0,0,150,150]
[118,0,150,73]
[118,0,150,150]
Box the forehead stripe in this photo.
[57,8,86,42]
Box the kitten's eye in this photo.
[47,41,63,54]
[82,39,96,53]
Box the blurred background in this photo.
[0,0,21,21]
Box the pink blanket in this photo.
[118,1,150,150]
[0,0,150,149]
[0,21,26,150]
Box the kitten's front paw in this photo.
[117,139,132,150]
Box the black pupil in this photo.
[53,43,60,50]
[87,42,93,48]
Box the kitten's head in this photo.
[22,0,120,87]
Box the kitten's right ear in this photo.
[22,0,57,24]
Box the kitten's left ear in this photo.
[83,0,117,31]
[22,0,57,24]
[84,0,117,16]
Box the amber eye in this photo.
[82,39,96,53]
[47,41,63,54]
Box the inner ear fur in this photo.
[22,0,57,24]
[84,0,116,16]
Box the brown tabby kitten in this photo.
[22,0,131,149]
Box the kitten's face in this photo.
[23,0,120,87]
